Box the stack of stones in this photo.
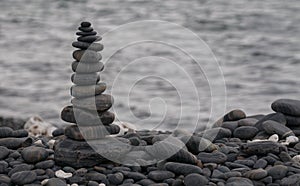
[55,22,126,168]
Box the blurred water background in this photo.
[0,0,299,131]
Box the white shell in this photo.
[55,170,72,179]
[24,116,57,137]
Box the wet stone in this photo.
[78,35,102,43]
[147,170,175,181]
[11,171,37,185]
[71,73,100,85]
[164,162,203,176]
[71,94,113,112]
[70,83,106,98]
[21,146,49,164]
[184,173,209,186]
[233,126,258,140]
[72,61,104,73]
[272,99,300,116]
[72,41,104,51]
[197,151,227,164]
[262,120,294,138]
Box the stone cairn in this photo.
[55,21,123,168]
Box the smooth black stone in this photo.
[221,121,238,132]
[243,168,268,180]
[197,151,227,164]
[65,124,120,141]
[0,127,13,138]
[0,116,26,130]
[76,31,97,36]
[52,128,64,137]
[0,146,9,160]
[35,160,55,169]
[214,110,246,127]
[137,179,155,185]
[54,138,131,168]
[72,61,104,73]
[147,170,175,181]
[262,120,294,138]
[253,159,268,169]
[78,35,102,43]
[184,173,208,186]
[234,160,255,167]
[0,161,8,173]
[71,83,106,98]
[88,181,99,186]
[240,141,284,155]
[85,171,107,183]
[46,178,67,186]
[72,41,103,51]
[71,94,113,112]
[121,171,147,181]
[164,162,203,176]
[61,105,115,126]
[107,172,124,185]
[71,73,100,85]
[11,171,37,185]
[285,115,300,126]
[78,26,93,32]
[237,118,258,126]
[267,165,288,180]
[21,146,49,164]
[72,50,102,63]
[11,129,28,138]
[81,21,91,27]
[0,137,32,149]
[272,99,300,116]
[233,126,258,140]
[180,135,217,154]
[199,127,232,142]
[8,164,34,177]
[254,113,286,130]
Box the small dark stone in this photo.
[267,165,288,180]
[8,164,34,177]
[78,26,93,32]
[254,113,286,130]
[0,174,10,184]
[262,120,294,138]
[76,31,97,36]
[86,171,107,183]
[0,127,13,138]
[71,72,100,85]
[233,126,258,140]
[285,115,300,126]
[237,118,258,126]
[164,162,203,176]
[71,94,113,112]
[72,61,104,73]
[78,35,102,43]
[272,99,300,116]
[0,146,9,160]
[226,177,253,186]
[137,178,155,185]
[184,173,208,186]
[280,173,300,185]
[244,168,267,180]
[199,127,232,142]
[72,41,103,51]
[107,172,124,185]
[52,128,65,137]
[221,121,238,132]
[241,141,284,155]
[72,50,102,63]
[88,181,99,186]
[11,171,37,185]
[35,160,55,169]
[46,178,67,186]
[21,146,49,164]
[197,151,227,164]
[81,21,91,27]
[71,83,106,98]
[253,159,268,169]
[147,170,175,181]
[180,135,217,154]
[214,110,246,127]
[121,171,147,181]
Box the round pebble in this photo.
[21,146,49,163]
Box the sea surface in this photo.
[0,0,299,132]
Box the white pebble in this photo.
[55,170,72,179]
[71,184,79,186]
[286,136,299,143]
[41,179,49,185]
[268,134,279,142]
[48,139,56,149]
[34,140,44,146]
[293,155,300,162]
[99,184,106,186]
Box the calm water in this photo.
[0,0,299,131]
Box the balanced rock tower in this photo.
[55,22,130,168]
